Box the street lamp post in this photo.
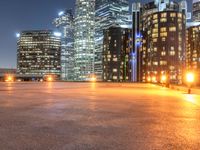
[186,72,195,94]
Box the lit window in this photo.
[161,13,167,18]
[160,27,166,32]
[170,47,175,51]
[113,76,117,80]
[160,32,167,37]
[162,37,166,42]
[178,13,182,18]
[152,33,158,38]
[153,61,158,66]
[113,58,118,62]
[160,61,167,65]
[170,13,176,17]
[153,29,158,33]
[170,51,175,56]
[153,14,158,19]
[160,18,167,22]
[169,27,176,32]
[153,19,158,24]
[113,69,117,72]
[153,38,157,42]
[161,51,166,56]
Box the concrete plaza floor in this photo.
[0,82,200,150]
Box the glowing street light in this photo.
[161,75,167,83]
[186,72,195,83]
[186,72,195,94]
[90,75,97,82]
[147,76,151,82]
[47,76,53,82]
[152,76,157,83]
[44,75,54,82]
[5,75,14,82]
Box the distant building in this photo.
[193,0,200,22]
[186,25,200,84]
[0,68,16,74]
[140,1,186,84]
[95,0,131,81]
[103,26,132,82]
[74,0,95,81]
[53,9,75,81]
[17,30,61,79]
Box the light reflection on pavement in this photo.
[0,82,200,150]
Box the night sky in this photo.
[0,0,192,68]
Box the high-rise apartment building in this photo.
[17,30,61,78]
[186,25,200,84]
[103,26,132,82]
[53,9,74,81]
[141,1,186,84]
[74,0,95,81]
[193,0,200,22]
[95,0,131,81]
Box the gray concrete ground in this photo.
[0,82,200,150]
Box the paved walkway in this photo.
[0,82,200,150]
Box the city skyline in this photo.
[0,0,192,68]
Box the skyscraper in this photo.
[74,0,95,81]
[17,30,61,78]
[193,0,200,22]
[53,9,75,81]
[140,1,186,84]
[103,26,132,82]
[95,0,131,81]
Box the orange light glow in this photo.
[147,76,151,82]
[161,75,167,83]
[5,75,14,82]
[90,77,97,82]
[152,76,157,83]
[186,72,195,83]
[47,76,53,82]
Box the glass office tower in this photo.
[53,9,75,81]
[17,30,61,78]
[95,0,131,81]
[74,0,95,81]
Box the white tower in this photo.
[74,0,95,81]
